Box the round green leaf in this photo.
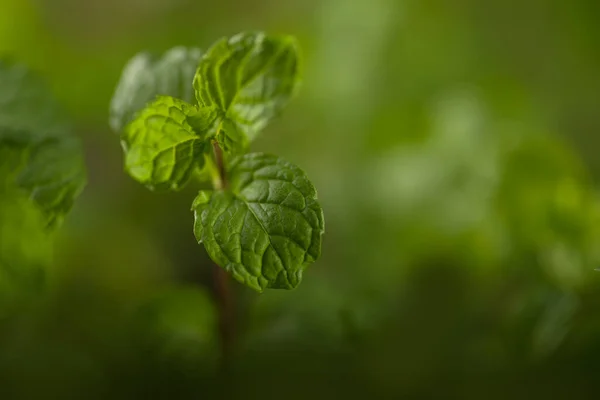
[121,96,211,191]
[192,153,324,292]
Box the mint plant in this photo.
[110,32,325,292]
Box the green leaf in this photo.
[193,31,301,147]
[192,153,324,292]
[110,47,203,133]
[0,136,85,229]
[122,96,210,191]
[0,61,86,230]
[14,136,86,228]
[0,61,86,301]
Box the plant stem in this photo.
[211,140,235,367]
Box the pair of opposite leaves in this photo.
[110,32,325,292]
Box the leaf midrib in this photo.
[238,195,288,285]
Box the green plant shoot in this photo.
[110,32,325,292]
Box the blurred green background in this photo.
[2,0,600,398]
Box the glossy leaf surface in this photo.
[193,153,324,291]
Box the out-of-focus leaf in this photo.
[0,62,86,230]
[193,153,324,292]
[121,96,211,191]
[14,137,86,228]
[109,47,203,132]
[0,61,67,135]
[0,61,85,304]
[193,32,301,148]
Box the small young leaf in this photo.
[186,105,219,133]
[192,153,324,292]
[110,47,203,132]
[122,96,210,191]
[216,118,248,156]
[193,32,301,146]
